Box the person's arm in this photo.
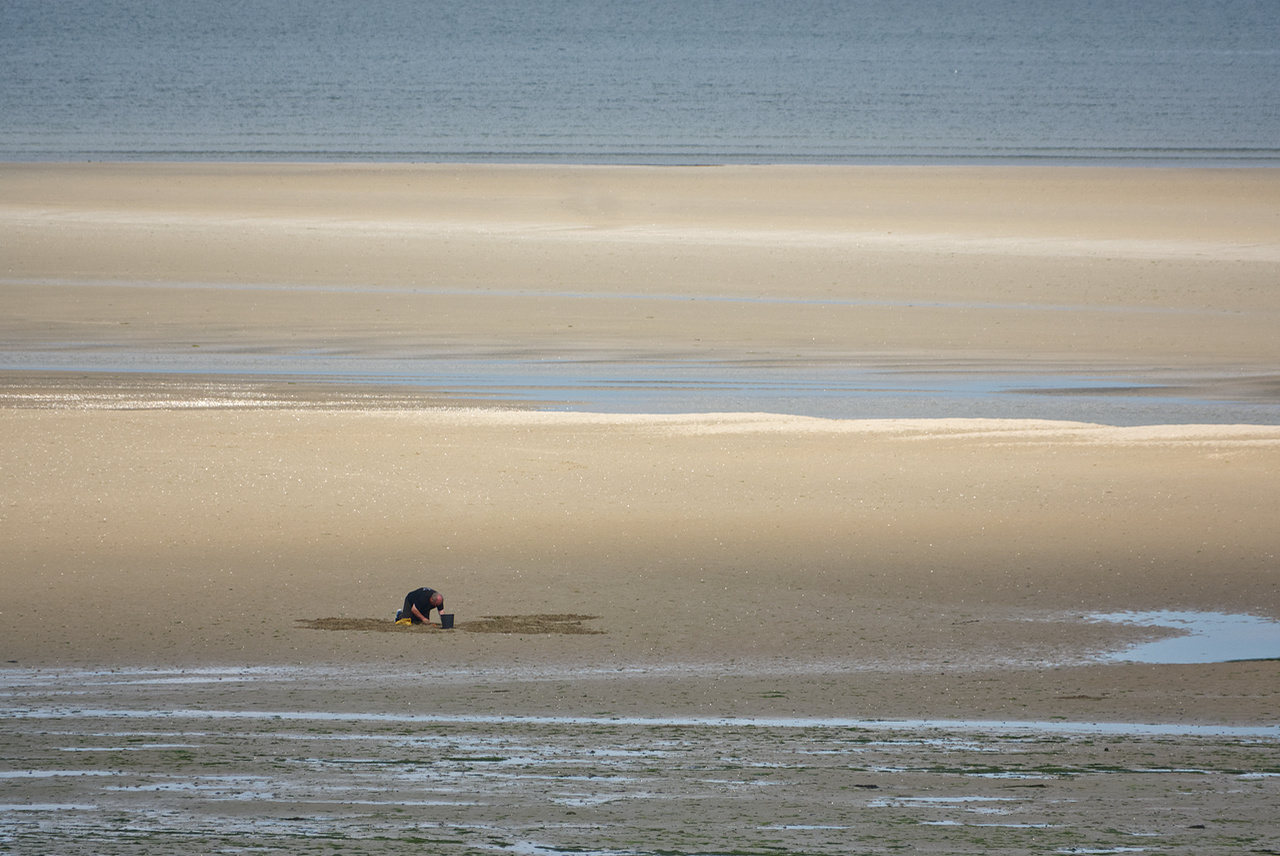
[410,604,434,624]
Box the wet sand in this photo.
[6,675,1279,856]
[3,405,1279,715]
[3,164,1280,853]
[4,163,1280,378]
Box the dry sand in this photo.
[2,164,1279,854]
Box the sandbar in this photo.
[2,163,1279,722]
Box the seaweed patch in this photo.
[297,614,605,635]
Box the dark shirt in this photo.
[402,587,441,623]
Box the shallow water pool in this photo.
[1090,611,1280,664]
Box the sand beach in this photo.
[2,164,1279,853]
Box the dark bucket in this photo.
[440,613,455,630]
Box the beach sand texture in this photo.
[3,161,1279,699]
[3,165,1279,853]
[4,164,1280,373]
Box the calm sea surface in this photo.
[3,0,1279,164]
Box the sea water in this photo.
[3,0,1278,164]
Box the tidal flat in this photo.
[4,668,1279,856]
[4,164,1280,854]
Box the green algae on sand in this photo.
[297,614,605,634]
